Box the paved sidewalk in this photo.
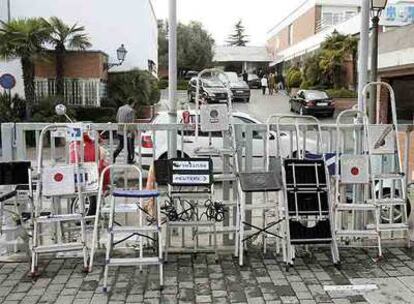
[2,246,414,303]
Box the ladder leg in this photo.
[239,191,245,266]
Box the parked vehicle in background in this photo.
[218,72,250,103]
[184,70,199,80]
[290,90,335,117]
[187,77,229,103]
[246,73,261,89]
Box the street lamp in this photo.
[369,0,388,123]
[104,44,128,70]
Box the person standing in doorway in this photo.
[242,70,248,83]
[268,72,276,95]
[261,74,268,95]
[113,98,136,164]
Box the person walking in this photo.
[261,74,268,95]
[113,98,136,164]
[268,72,276,95]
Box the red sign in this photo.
[54,173,64,182]
[351,167,360,176]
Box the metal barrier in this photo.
[2,121,414,245]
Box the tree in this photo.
[0,18,50,119]
[227,19,249,46]
[158,20,214,77]
[46,17,91,97]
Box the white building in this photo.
[0,0,158,98]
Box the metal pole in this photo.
[168,0,177,158]
[358,0,370,112]
[369,15,379,124]
[7,0,10,22]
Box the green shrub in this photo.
[158,79,168,89]
[326,88,357,98]
[300,80,312,90]
[73,107,116,123]
[158,79,188,91]
[108,69,160,109]
[287,68,302,88]
[0,93,26,123]
[31,97,75,122]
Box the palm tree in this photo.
[46,17,91,97]
[0,18,50,119]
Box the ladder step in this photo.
[367,199,406,206]
[107,257,161,266]
[112,189,160,198]
[373,174,404,180]
[102,204,138,213]
[336,203,377,211]
[34,243,84,253]
[379,223,409,231]
[336,230,378,237]
[244,203,277,210]
[214,174,237,182]
[167,221,215,227]
[111,226,159,233]
[35,214,83,223]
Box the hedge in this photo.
[326,88,357,98]
[73,106,117,123]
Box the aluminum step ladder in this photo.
[363,82,409,242]
[333,110,382,258]
[31,124,91,276]
[89,164,163,292]
[272,115,339,269]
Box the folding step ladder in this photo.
[31,124,92,276]
[89,164,163,292]
[363,82,409,243]
[273,115,339,269]
[333,110,382,258]
[0,162,32,256]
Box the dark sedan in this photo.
[220,72,251,103]
[290,90,335,117]
[187,77,229,103]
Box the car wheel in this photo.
[71,195,97,216]
[379,189,412,224]
[188,92,194,103]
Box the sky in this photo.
[153,0,304,46]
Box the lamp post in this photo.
[369,0,388,124]
[104,44,127,70]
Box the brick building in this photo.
[267,0,361,87]
[33,51,108,107]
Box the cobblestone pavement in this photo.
[2,246,414,303]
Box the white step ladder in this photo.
[89,164,163,292]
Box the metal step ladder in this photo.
[333,110,382,258]
[363,82,409,242]
[89,164,163,292]
[31,124,91,276]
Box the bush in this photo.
[326,88,357,98]
[287,68,302,88]
[31,97,75,122]
[158,79,168,90]
[0,93,26,123]
[108,69,160,109]
[300,80,312,90]
[73,107,116,123]
[158,79,188,90]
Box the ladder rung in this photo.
[336,230,378,237]
[34,243,84,253]
[107,257,161,266]
[111,226,159,233]
[35,214,83,223]
[336,203,376,211]
[214,174,237,182]
[379,223,409,231]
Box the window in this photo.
[288,23,294,46]
[323,12,333,26]
[345,11,356,20]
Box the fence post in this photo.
[1,123,15,161]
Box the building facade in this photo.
[0,0,158,105]
[267,0,360,60]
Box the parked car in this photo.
[187,77,229,103]
[246,73,261,89]
[136,111,318,174]
[219,72,251,103]
[290,90,335,117]
[184,70,199,80]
